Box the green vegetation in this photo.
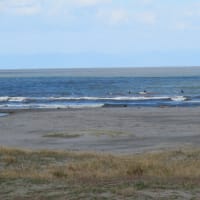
[43,132,82,138]
[0,147,200,199]
[91,130,130,137]
[43,129,131,139]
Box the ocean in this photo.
[0,67,200,110]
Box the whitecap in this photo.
[171,96,187,101]
[47,96,170,101]
[8,97,29,102]
[0,96,9,102]
[34,103,104,109]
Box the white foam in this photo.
[0,95,172,103]
[171,96,187,101]
[0,103,104,109]
[0,96,30,102]
[112,96,170,101]
[0,96,10,102]
[67,104,104,108]
[0,95,190,104]
[48,96,103,101]
[48,96,170,101]
[138,91,148,95]
[35,104,69,109]
[0,104,30,109]
[187,100,200,103]
[8,97,29,102]
[35,103,104,109]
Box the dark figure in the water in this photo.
[181,90,184,94]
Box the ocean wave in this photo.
[34,103,104,109]
[0,96,10,102]
[170,96,188,101]
[8,97,30,102]
[0,96,30,102]
[0,103,104,109]
[0,95,191,103]
[32,96,170,101]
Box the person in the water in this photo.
[138,90,148,95]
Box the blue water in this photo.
[1,69,200,109]
[0,113,8,117]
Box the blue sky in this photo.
[0,0,200,69]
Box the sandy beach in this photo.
[1,107,200,153]
[1,107,200,199]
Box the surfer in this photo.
[139,90,148,95]
[181,89,184,94]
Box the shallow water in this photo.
[0,113,8,117]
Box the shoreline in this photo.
[1,107,200,154]
[1,103,200,112]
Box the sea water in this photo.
[0,67,200,109]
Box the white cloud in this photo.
[38,0,112,17]
[0,0,112,16]
[97,9,156,26]
[97,8,129,25]
[74,0,112,7]
[46,0,111,8]
[134,12,156,25]
[175,22,190,30]
[141,0,154,5]
[175,21,200,31]
[14,7,40,16]
[184,2,200,17]
[0,0,157,27]
[173,3,200,31]
[0,0,157,26]
[0,0,41,15]
[110,9,129,24]
[44,0,69,17]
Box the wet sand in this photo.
[0,107,200,153]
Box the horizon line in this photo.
[0,65,200,70]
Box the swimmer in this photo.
[139,90,147,95]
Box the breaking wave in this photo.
[0,95,188,102]
[0,95,197,110]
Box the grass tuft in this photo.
[1,147,200,199]
[1,146,200,184]
[43,132,82,138]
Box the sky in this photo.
[0,0,200,69]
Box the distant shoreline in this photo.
[1,66,200,77]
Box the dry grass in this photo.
[50,149,200,181]
[91,130,129,137]
[1,147,200,199]
[0,146,200,182]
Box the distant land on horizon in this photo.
[1,66,200,77]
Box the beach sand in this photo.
[1,107,200,199]
[0,107,200,153]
